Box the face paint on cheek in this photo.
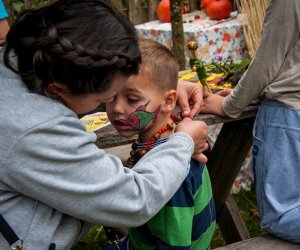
[123,100,161,131]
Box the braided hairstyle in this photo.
[3,0,141,95]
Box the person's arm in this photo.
[223,0,299,118]
[3,116,200,228]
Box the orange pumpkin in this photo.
[156,0,185,23]
[201,0,215,9]
[205,0,232,20]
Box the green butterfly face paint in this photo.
[116,100,161,131]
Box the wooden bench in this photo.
[215,235,300,249]
[96,104,300,248]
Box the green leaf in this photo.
[196,67,207,80]
[189,59,207,80]
[34,0,45,8]
[12,2,24,14]
[232,59,251,72]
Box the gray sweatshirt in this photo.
[0,52,194,249]
[223,0,300,117]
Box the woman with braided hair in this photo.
[0,0,208,249]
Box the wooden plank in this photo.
[105,144,131,164]
[218,194,250,244]
[95,105,259,148]
[205,117,255,243]
[96,127,137,149]
[193,105,258,126]
[214,235,300,250]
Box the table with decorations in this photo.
[135,10,249,68]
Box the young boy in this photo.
[105,39,216,250]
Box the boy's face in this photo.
[106,73,167,138]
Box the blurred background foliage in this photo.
[3,0,149,23]
[3,0,55,22]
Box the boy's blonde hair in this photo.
[138,39,179,91]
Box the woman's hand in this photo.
[175,118,209,163]
[201,92,226,117]
[177,80,203,119]
[215,88,233,97]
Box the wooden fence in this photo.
[110,0,237,24]
[3,0,237,25]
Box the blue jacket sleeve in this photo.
[0,0,8,19]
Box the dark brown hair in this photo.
[3,0,141,95]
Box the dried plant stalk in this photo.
[236,0,270,58]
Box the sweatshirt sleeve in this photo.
[3,115,194,227]
[223,0,300,118]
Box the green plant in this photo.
[212,188,266,249]
[4,0,55,21]
[206,57,250,75]
[233,189,266,237]
[205,57,251,86]
[72,225,108,250]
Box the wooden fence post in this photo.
[128,0,148,24]
[190,0,199,11]
[170,0,186,70]
[148,0,159,21]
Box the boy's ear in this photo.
[161,90,177,113]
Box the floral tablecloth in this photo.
[135,10,249,68]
